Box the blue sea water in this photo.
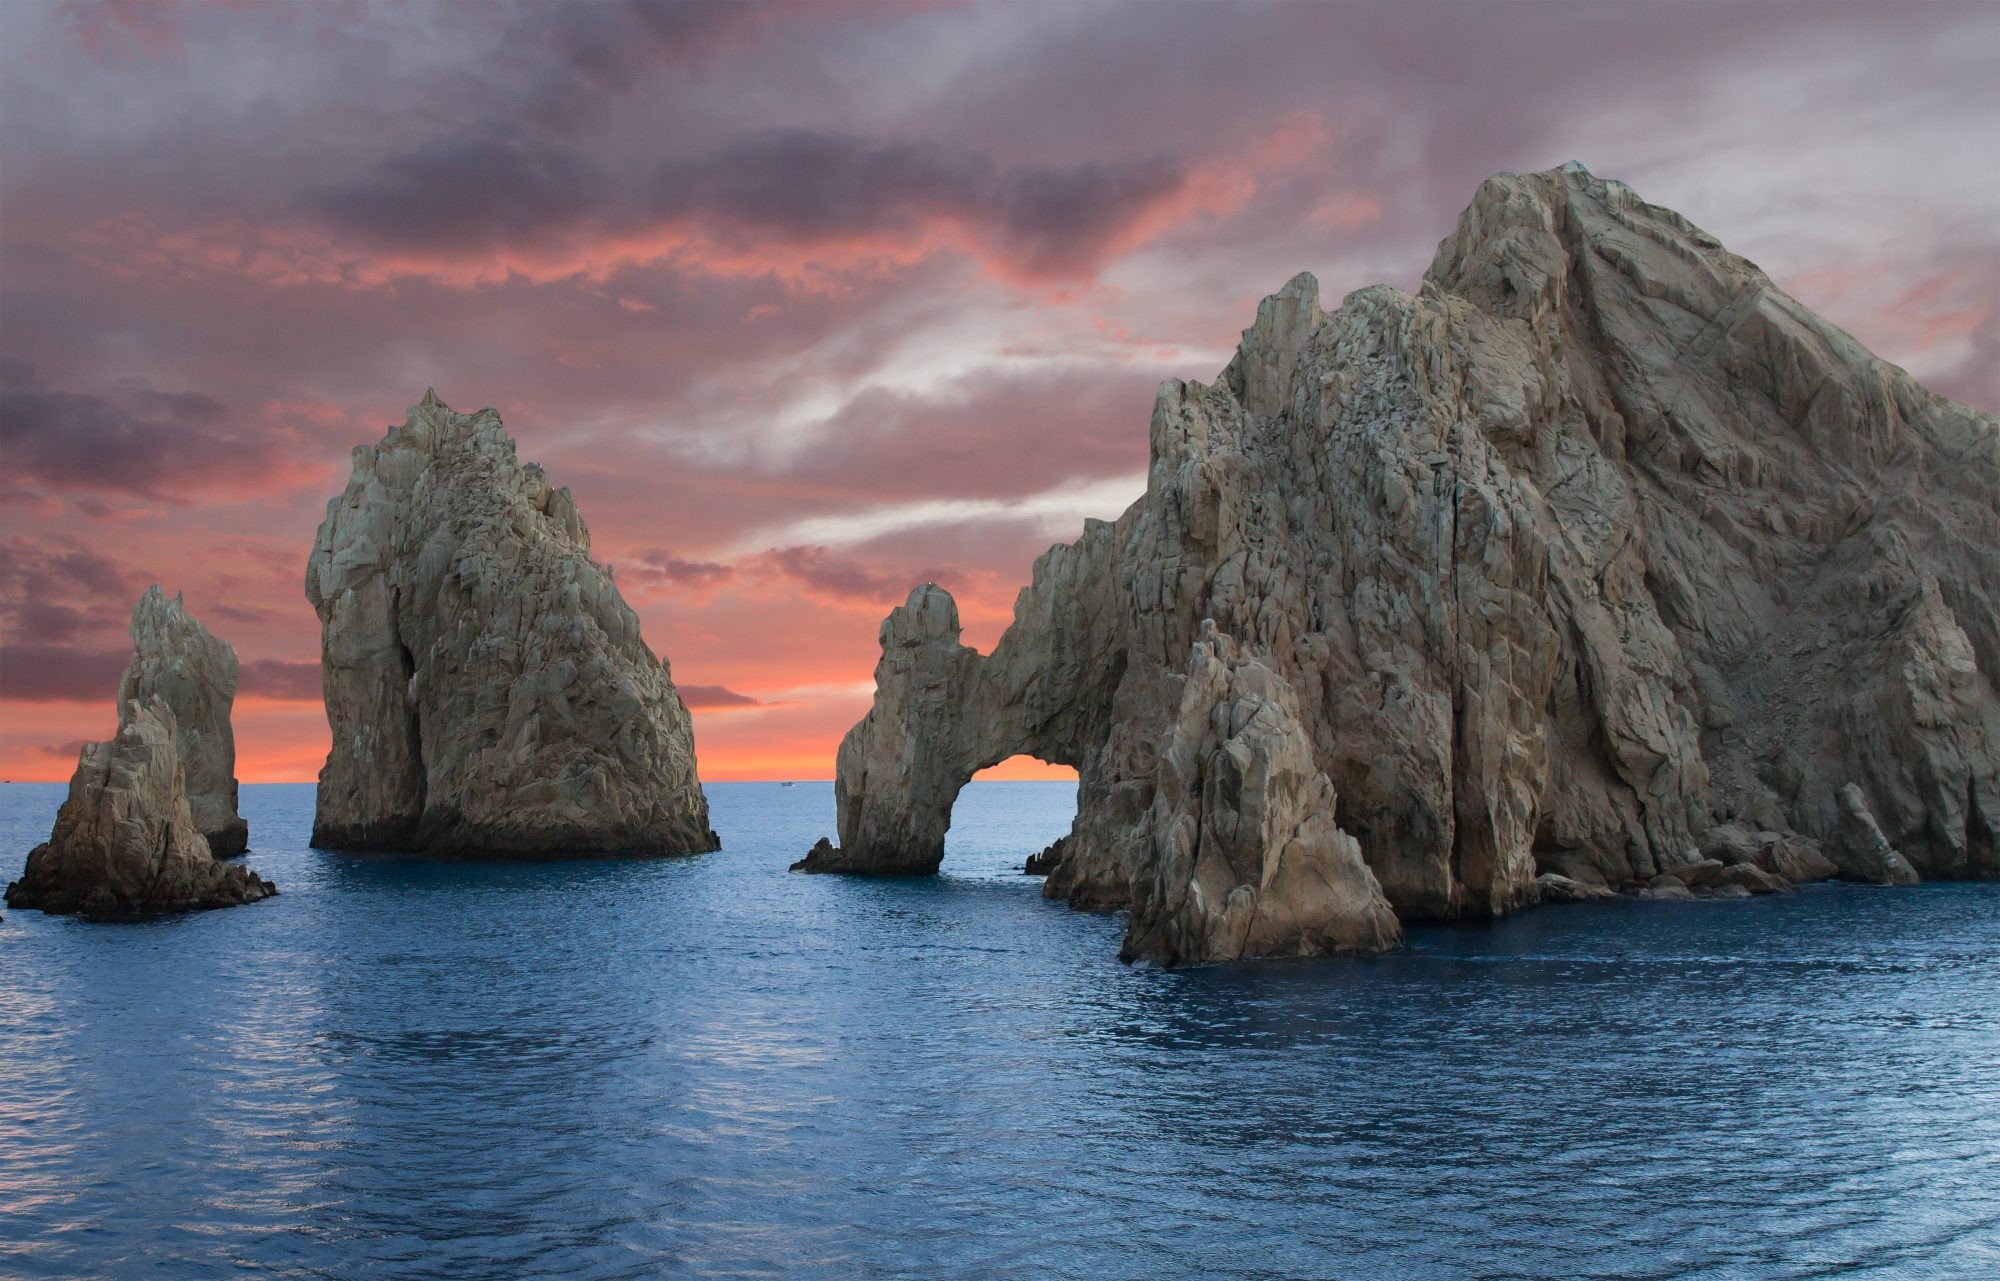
[1,781,1997,1280]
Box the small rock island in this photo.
[7,590,273,918]
[801,163,2000,966]
[306,390,717,858]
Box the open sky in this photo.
[1,0,1995,783]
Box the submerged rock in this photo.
[306,390,716,858]
[119,586,248,855]
[793,837,841,873]
[5,699,275,919]
[808,163,1999,964]
[1536,873,1618,904]
[1023,836,1068,877]
[1713,863,1790,895]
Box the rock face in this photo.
[806,163,2000,964]
[793,585,982,877]
[118,586,248,855]
[1119,623,1402,964]
[1830,784,1922,886]
[306,390,717,857]
[1023,837,1067,876]
[5,699,275,919]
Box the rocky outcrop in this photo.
[5,699,275,919]
[1023,837,1067,876]
[1830,784,1922,885]
[1536,873,1617,904]
[792,585,981,876]
[306,390,717,858]
[807,163,1999,964]
[1118,624,1401,964]
[118,586,248,855]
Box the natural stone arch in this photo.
[793,582,1104,878]
[800,164,2000,966]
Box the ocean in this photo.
[2,781,1996,1279]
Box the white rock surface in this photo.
[306,391,716,857]
[806,164,1999,963]
[118,586,248,855]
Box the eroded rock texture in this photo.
[5,699,275,919]
[307,390,717,857]
[119,586,248,855]
[807,163,2000,964]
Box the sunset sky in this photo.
[1,0,1995,784]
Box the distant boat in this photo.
[780,782,795,787]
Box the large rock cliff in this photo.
[802,163,2000,964]
[119,586,249,855]
[5,699,275,919]
[306,390,717,857]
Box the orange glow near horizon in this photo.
[0,700,1080,786]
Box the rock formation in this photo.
[1023,837,1067,876]
[803,163,1999,964]
[5,699,275,919]
[118,586,248,855]
[1118,624,1402,964]
[1829,784,1921,885]
[306,390,717,857]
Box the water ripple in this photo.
[2,781,1998,1279]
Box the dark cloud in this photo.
[0,365,328,503]
[0,535,148,646]
[7,599,92,645]
[751,544,953,607]
[616,541,960,610]
[621,552,737,593]
[679,683,762,710]
[206,602,285,626]
[540,1,761,84]
[771,366,1154,504]
[308,135,607,251]
[304,125,1194,284]
[654,129,1190,280]
[239,658,323,702]
[0,643,127,703]
[31,738,90,761]
[502,0,778,134]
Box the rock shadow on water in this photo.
[311,842,710,900]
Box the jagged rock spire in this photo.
[119,585,248,855]
[307,390,717,857]
[6,698,274,919]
